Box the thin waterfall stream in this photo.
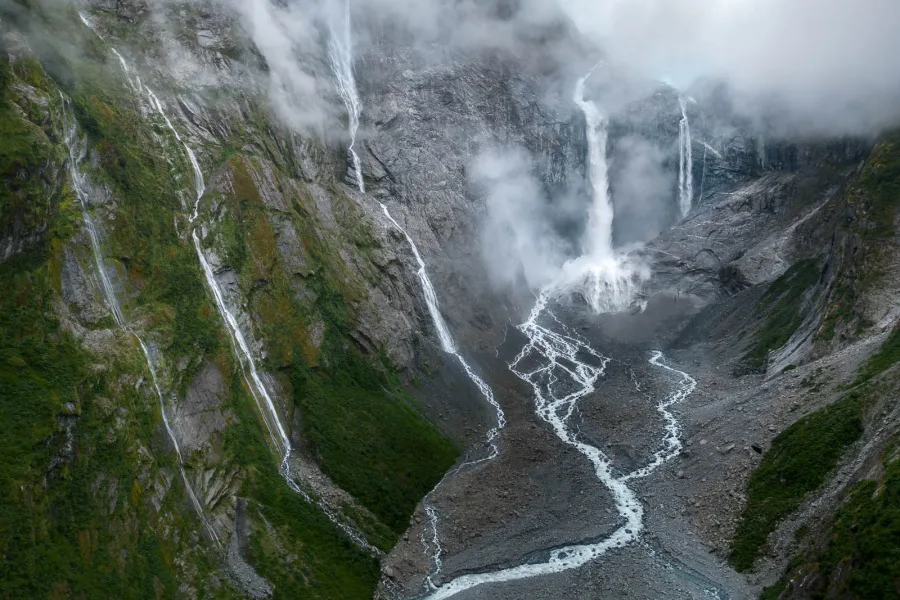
[77,15,379,552]
[326,1,506,586]
[61,97,221,549]
[678,96,694,217]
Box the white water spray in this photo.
[327,0,365,193]
[61,98,220,548]
[556,72,647,314]
[678,97,694,217]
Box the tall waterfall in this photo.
[556,72,647,314]
[575,73,614,258]
[325,2,506,583]
[61,98,220,548]
[678,96,693,217]
[327,0,365,193]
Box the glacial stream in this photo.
[419,75,699,599]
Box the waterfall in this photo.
[325,2,506,581]
[556,71,647,314]
[756,135,768,170]
[678,96,694,217]
[421,71,695,600]
[94,40,378,552]
[574,73,614,258]
[699,144,707,205]
[60,98,220,549]
[378,206,506,463]
[327,0,365,193]
[379,203,506,589]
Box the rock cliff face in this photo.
[0,0,589,597]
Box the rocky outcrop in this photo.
[174,360,231,455]
[358,32,589,349]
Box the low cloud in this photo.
[560,0,900,134]
[609,135,674,246]
[471,148,569,291]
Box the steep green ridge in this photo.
[0,52,219,595]
[761,439,900,599]
[729,392,864,571]
[0,7,457,598]
[203,155,457,540]
[0,247,225,598]
[819,133,900,342]
[806,444,900,597]
[744,259,821,369]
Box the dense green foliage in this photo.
[729,392,864,571]
[815,447,900,598]
[291,344,457,536]
[225,375,381,599]
[0,45,224,597]
[745,259,821,369]
[853,326,900,386]
[212,156,458,540]
[0,245,207,598]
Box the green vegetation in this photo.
[729,392,864,571]
[225,375,380,599]
[0,45,225,597]
[858,135,900,236]
[211,156,458,539]
[761,441,900,599]
[0,51,57,243]
[291,345,457,536]
[853,325,900,386]
[819,134,900,341]
[745,259,821,369]
[0,6,459,596]
[814,446,900,598]
[0,245,201,598]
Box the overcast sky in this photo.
[559,0,900,133]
